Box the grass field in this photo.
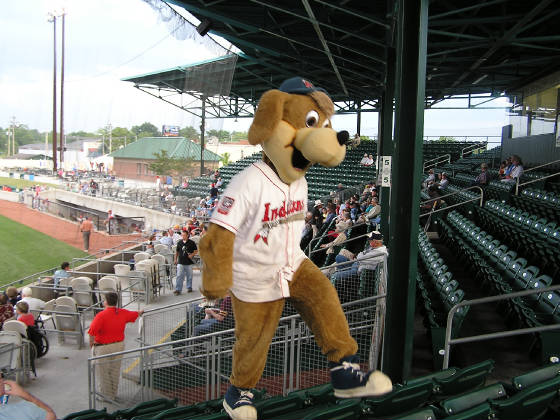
[0,176,59,190]
[0,214,86,287]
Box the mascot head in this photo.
[248,77,349,184]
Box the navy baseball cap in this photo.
[278,77,328,95]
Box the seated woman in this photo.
[194,295,233,336]
[0,294,14,330]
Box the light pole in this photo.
[59,9,66,167]
[9,116,17,156]
[48,11,58,173]
[5,130,10,156]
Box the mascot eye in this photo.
[322,119,330,128]
[305,110,319,127]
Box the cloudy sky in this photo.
[0,0,510,142]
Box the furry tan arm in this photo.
[198,223,235,299]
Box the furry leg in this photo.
[289,258,358,362]
[229,294,285,389]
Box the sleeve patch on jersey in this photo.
[217,196,235,215]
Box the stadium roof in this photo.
[123,0,560,117]
[110,137,222,161]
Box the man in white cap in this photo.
[311,199,323,237]
[332,231,388,282]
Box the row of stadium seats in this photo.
[474,200,560,280]
[64,361,560,420]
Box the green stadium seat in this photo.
[512,363,560,391]
[389,407,436,420]
[300,399,363,420]
[439,383,505,419]
[490,376,560,420]
[63,408,112,420]
[363,381,433,417]
[111,398,177,420]
[433,359,494,397]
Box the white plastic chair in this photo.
[72,283,94,308]
[36,299,56,329]
[134,252,150,263]
[154,243,169,254]
[71,276,94,287]
[0,331,26,384]
[53,304,84,349]
[98,277,117,292]
[55,296,78,310]
[3,320,28,338]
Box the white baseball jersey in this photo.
[210,160,308,302]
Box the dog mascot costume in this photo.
[199,77,392,420]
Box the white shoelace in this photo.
[236,390,254,406]
[330,361,365,379]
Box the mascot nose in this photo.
[337,130,349,146]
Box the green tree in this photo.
[68,130,96,137]
[231,131,248,142]
[220,152,230,166]
[179,126,199,141]
[149,150,194,177]
[131,122,159,138]
[206,129,230,142]
[438,136,456,142]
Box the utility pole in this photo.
[5,129,10,156]
[48,11,58,173]
[59,9,66,167]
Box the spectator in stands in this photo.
[423,169,435,189]
[104,210,116,234]
[431,172,449,193]
[324,202,337,226]
[498,160,508,178]
[209,183,219,200]
[194,295,233,336]
[216,177,223,188]
[365,197,381,226]
[15,302,34,327]
[53,262,71,289]
[502,155,524,183]
[4,287,20,307]
[473,163,490,186]
[155,175,162,191]
[359,153,369,165]
[88,292,143,401]
[20,287,45,313]
[0,294,14,330]
[170,201,177,213]
[145,235,156,255]
[332,231,388,282]
[311,200,324,237]
[174,230,198,295]
[172,226,182,245]
[0,375,56,420]
[365,154,375,166]
[80,216,94,252]
[502,156,514,178]
[301,211,314,245]
[159,230,173,249]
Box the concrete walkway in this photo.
[21,272,203,419]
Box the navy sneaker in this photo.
[330,356,393,398]
[223,385,257,420]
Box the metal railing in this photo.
[88,255,388,409]
[442,284,560,369]
[515,158,560,195]
[308,219,370,256]
[419,185,484,218]
[460,142,487,158]
[423,154,451,172]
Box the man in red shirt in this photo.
[88,292,143,401]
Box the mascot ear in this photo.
[248,89,289,145]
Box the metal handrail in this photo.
[310,232,371,256]
[460,142,487,159]
[308,219,369,256]
[420,185,484,207]
[442,284,560,369]
[423,154,451,172]
[515,160,560,195]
